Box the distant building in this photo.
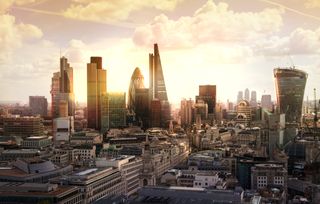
[180,98,193,126]
[244,88,250,101]
[29,96,48,116]
[250,91,257,107]
[237,91,243,104]
[87,56,107,130]
[3,116,44,137]
[236,100,251,126]
[196,85,216,116]
[194,100,208,122]
[261,94,273,111]
[274,67,307,124]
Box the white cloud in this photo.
[254,27,320,56]
[63,0,184,23]
[133,0,284,48]
[0,14,43,63]
[0,0,38,13]
[305,0,320,8]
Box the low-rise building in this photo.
[0,182,82,204]
[21,136,52,149]
[3,116,44,137]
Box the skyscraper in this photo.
[250,90,257,107]
[180,98,194,127]
[51,57,75,118]
[261,95,272,111]
[244,88,250,101]
[135,88,149,128]
[196,85,216,114]
[87,57,107,130]
[128,67,145,114]
[149,44,170,127]
[237,91,243,104]
[274,67,307,124]
[29,96,48,116]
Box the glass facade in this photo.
[274,68,307,124]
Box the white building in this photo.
[193,172,221,188]
[53,117,74,144]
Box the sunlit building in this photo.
[274,67,307,124]
[244,88,250,101]
[236,100,251,126]
[180,98,194,127]
[149,44,170,127]
[87,56,107,130]
[51,57,75,118]
[237,91,243,104]
[128,67,145,114]
[3,116,44,137]
[261,94,273,111]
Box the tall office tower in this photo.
[51,72,60,118]
[149,44,170,127]
[196,85,216,114]
[150,99,161,127]
[108,92,126,128]
[250,91,257,107]
[237,91,243,103]
[135,88,149,128]
[29,96,48,116]
[274,67,307,123]
[227,100,234,111]
[51,57,75,118]
[244,88,250,101]
[128,67,145,114]
[180,98,194,127]
[87,56,107,130]
[100,93,109,133]
[261,95,273,111]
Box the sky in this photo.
[0,0,320,106]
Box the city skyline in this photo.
[0,0,320,105]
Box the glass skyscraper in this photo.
[274,67,307,124]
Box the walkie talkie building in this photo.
[274,67,307,124]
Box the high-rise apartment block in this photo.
[87,57,107,130]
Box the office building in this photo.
[194,100,208,122]
[3,116,44,137]
[135,88,149,128]
[53,116,74,143]
[244,88,250,101]
[0,182,82,204]
[128,67,145,114]
[250,90,257,107]
[150,99,161,127]
[274,67,307,124]
[54,167,125,204]
[149,44,170,127]
[87,56,107,130]
[96,155,143,196]
[196,85,216,114]
[180,98,193,127]
[261,94,273,111]
[108,92,126,128]
[251,163,287,190]
[21,136,52,149]
[51,57,75,118]
[100,93,109,133]
[236,100,251,126]
[29,96,48,116]
[237,91,243,103]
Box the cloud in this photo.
[254,27,320,56]
[133,0,284,49]
[305,0,320,8]
[0,14,43,63]
[0,0,38,13]
[63,0,184,23]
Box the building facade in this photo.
[29,96,48,116]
